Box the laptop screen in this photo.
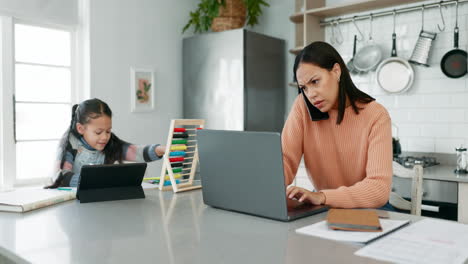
[197,130,289,220]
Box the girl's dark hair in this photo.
[58,98,127,169]
[293,41,374,124]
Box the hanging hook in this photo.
[455,0,459,28]
[437,1,446,31]
[334,19,344,44]
[352,16,364,41]
[369,13,373,41]
[421,5,425,32]
[392,10,396,34]
[330,20,336,44]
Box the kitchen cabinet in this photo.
[459,183,468,224]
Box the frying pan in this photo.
[440,2,467,78]
[376,13,414,94]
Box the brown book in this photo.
[326,209,382,232]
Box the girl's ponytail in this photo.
[58,104,79,169]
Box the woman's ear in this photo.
[332,63,342,81]
[76,123,85,135]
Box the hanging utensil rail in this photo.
[319,0,467,26]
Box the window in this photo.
[1,20,76,187]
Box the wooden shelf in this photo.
[289,0,428,55]
[305,0,425,18]
[290,0,426,24]
[290,12,304,23]
[289,46,303,55]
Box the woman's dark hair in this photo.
[58,98,127,169]
[293,41,374,124]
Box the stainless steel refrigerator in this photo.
[183,29,285,132]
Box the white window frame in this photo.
[0,16,79,189]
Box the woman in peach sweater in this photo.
[284,41,393,209]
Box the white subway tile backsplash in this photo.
[407,137,435,152]
[413,66,447,80]
[398,124,420,137]
[421,124,450,137]
[422,94,452,107]
[325,0,468,154]
[395,95,422,108]
[411,79,467,94]
[435,138,466,153]
[375,95,395,109]
[450,124,468,138]
[398,137,410,152]
[435,109,465,122]
[408,109,437,122]
[388,109,410,122]
[451,94,468,107]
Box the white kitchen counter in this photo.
[421,165,468,183]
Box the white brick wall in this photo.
[326,0,468,153]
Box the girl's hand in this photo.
[155,145,166,157]
[286,186,326,205]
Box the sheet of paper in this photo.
[355,218,468,264]
[296,219,409,244]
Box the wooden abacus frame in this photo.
[158,119,204,192]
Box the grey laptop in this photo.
[197,129,328,222]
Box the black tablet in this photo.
[77,163,147,203]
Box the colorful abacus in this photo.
[157,119,205,192]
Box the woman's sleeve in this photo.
[122,143,162,162]
[281,96,305,185]
[321,112,393,208]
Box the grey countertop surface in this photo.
[0,190,423,264]
[421,165,468,183]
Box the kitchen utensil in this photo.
[455,145,468,174]
[409,6,437,67]
[334,20,344,45]
[441,1,467,78]
[376,12,414,94]
[353,14,382,73]
[437,2,446,32]
[393,138,402,157]
[347,35,358,74]
[392,122,402,157]
[330,20,344,45]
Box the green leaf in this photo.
[144,83,151,92]
[182,0,269,34]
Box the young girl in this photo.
[46,98,165,188]
[283,42,393,209]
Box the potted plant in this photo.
[182,0,269,34]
